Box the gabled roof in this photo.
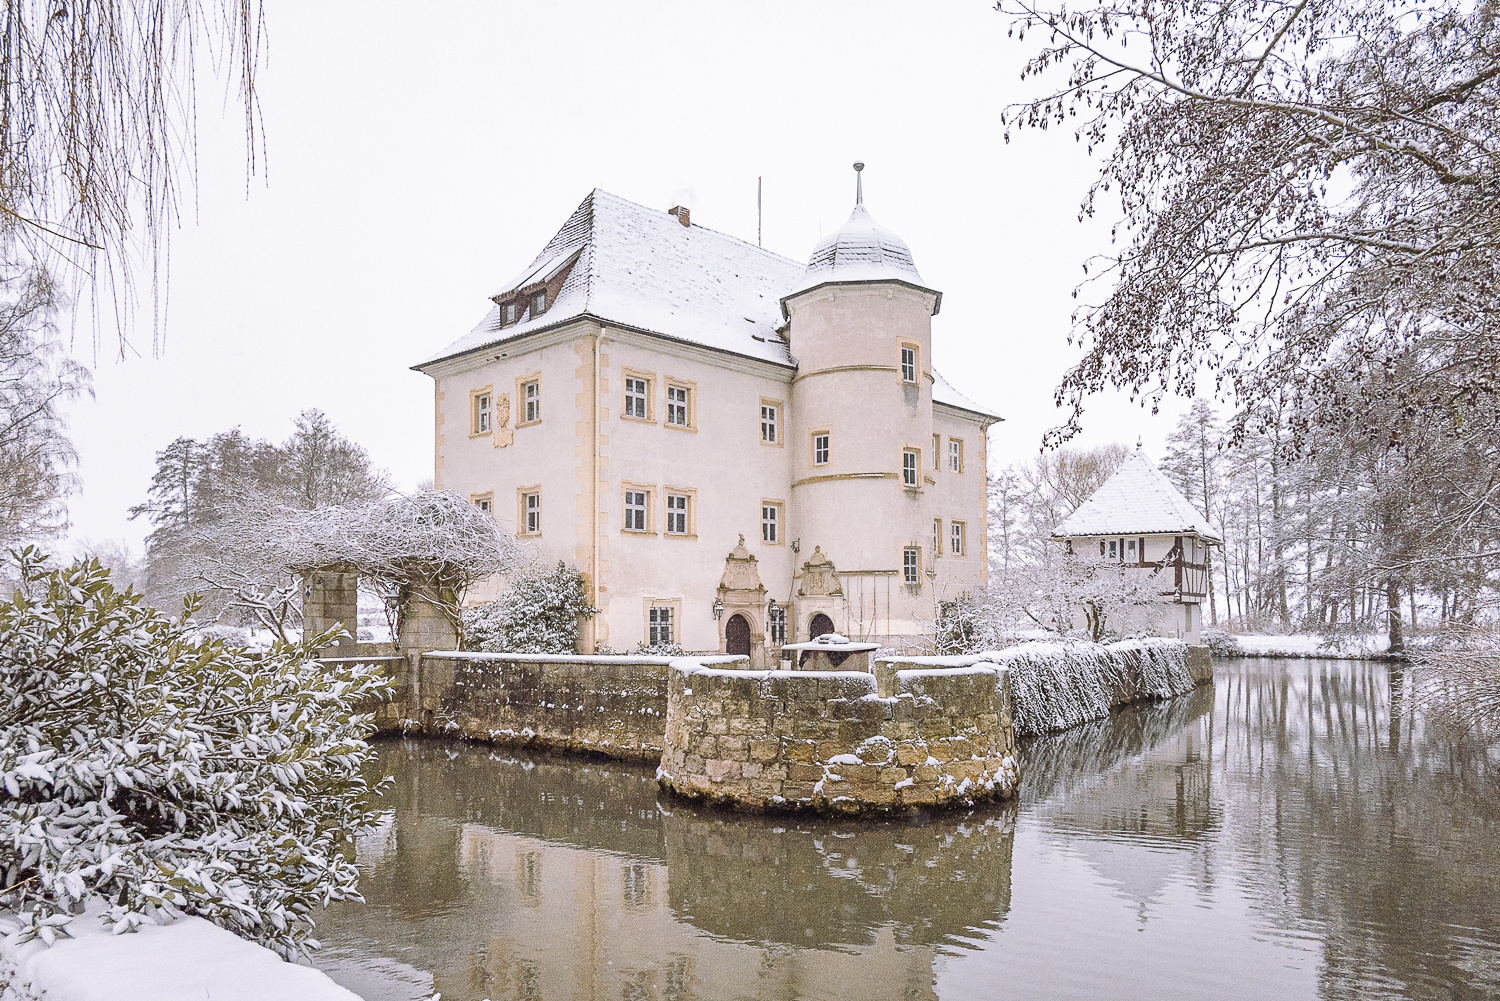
[1052,448,1223,543]
[415,188,997,421]
[419,189,805,369]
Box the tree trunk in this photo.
[1386,578,1404,656]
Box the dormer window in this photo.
[500,301,519,326]
[531,289,548,316]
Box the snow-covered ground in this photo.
[1230,632,1389,659]
[0,901,363,1001]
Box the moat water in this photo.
[312,658,1500,1001]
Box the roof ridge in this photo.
[587,187,803,268]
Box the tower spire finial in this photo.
[853,161,865,206]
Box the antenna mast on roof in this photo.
[758,176,762,247]
[853,161,865,205]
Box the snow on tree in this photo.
[992,549,1170,643]
[163,490,524,644]
[1,0,266,349]
[0,549,389,958]
[0,270,89,562]
[462,561,597,654]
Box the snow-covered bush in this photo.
[935,592,1000,655]
[633,641,686,657]
[0,550,390,958]
[461,561,596,654]
[1201,627,1241,657]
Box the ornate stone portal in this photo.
[716,536,768,668]
[793,545,844,644]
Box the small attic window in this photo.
[500,301,519,326]
[531,289,548,316]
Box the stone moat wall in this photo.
[350,638,1208,812]
[368,652,742,762]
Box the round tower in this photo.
[783,164,941,644]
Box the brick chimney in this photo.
[668,205,691,227]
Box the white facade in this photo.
[416,178,998,660]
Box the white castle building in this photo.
[415,167,999,662]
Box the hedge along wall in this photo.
[370,651,748,762]
[881,637,1205,739]
[656,662,1019,813]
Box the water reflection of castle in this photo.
[316,744,1016,1001]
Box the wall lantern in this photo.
[712,597,724,620]
[790,539,801,554]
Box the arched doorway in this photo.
[808,612,834,640]
[725,613,752,656]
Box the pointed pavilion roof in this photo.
[1052,447,1223,543]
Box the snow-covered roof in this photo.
[419,189,805,369]
[782,202,938,310]
[1052,448,1223,543]
[415,187,996,421]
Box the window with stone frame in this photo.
[665,493,689,536]
[951,520,965,556]
[933,518,942,557]
[523,379,540,424]
[522,491,541,535]
[903,547,920,585]
[949,438,963,473]
[902,449,920,487]
[900,344,917,383]
[666,384,691,427]
[624,376,650,420]
[648,606,674,646]
[760,402,778,443]
[624,489,649,532]
[762,502,781,544]
[474,392,492,434]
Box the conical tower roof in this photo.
[781,163,940,315]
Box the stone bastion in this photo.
[656,662,1019,813]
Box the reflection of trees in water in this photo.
[1214,660,1500,999]
[661,804,1016,950]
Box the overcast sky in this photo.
[62,0,1194,553]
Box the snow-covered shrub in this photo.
[0,550,390,958]
[462,561,596,654]
[1200,627,1241,657]
[634,641,686,656]
[460,598,508,652]
[935,592,997,655]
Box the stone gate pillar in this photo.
[302,569,359,656]
[396,584,460,653]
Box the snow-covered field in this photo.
[0,901,362,1001]
[1230,632,1389,659]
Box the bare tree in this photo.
[0,269,89,550]
[1001,0,1500,450]
[1,0,266,349]
[992,549,1170,642]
